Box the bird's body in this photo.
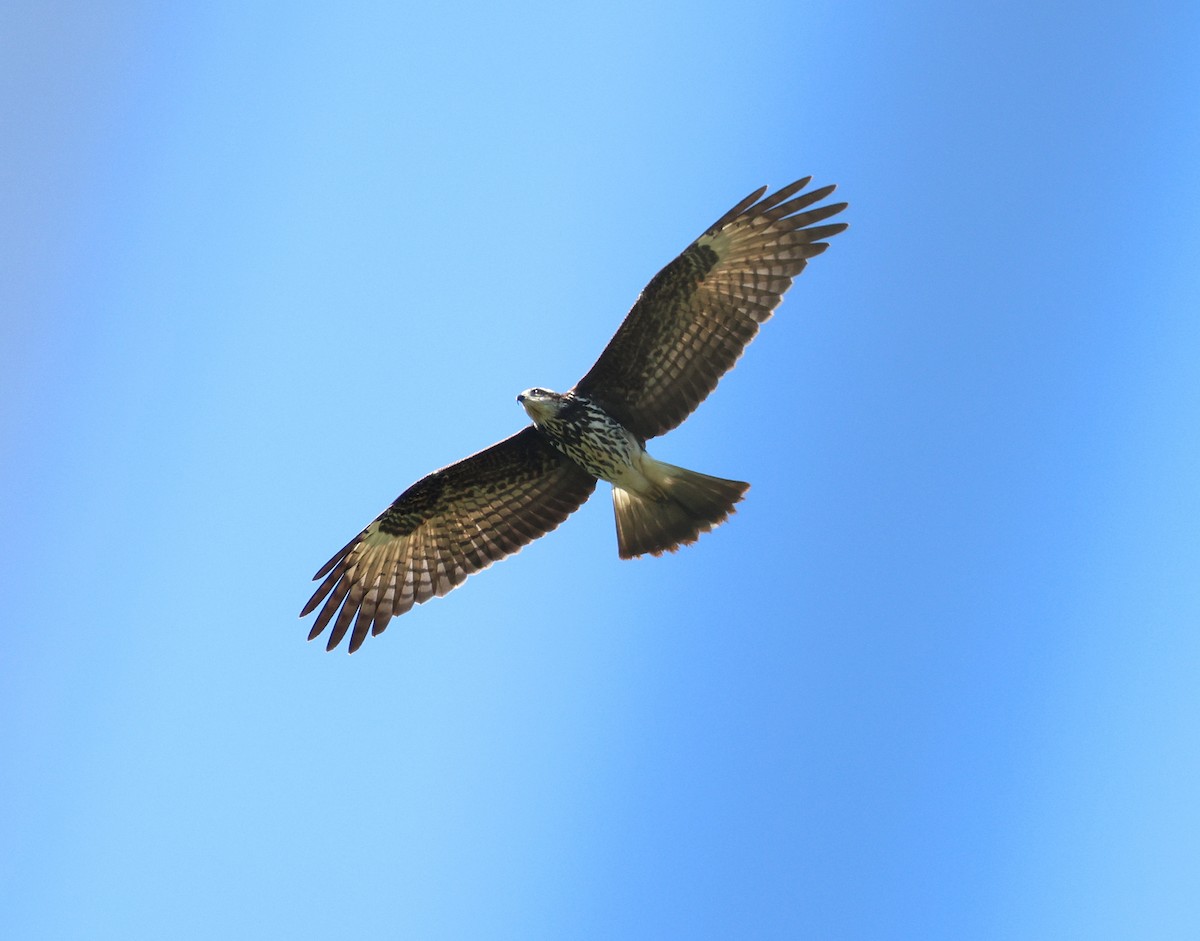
[517,388,748,559]
[302,177,848,651]
[517,390,643,485]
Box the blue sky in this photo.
[3,1,1199,938]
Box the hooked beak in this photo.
[518,393,554,423]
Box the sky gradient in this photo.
[4,2,1200,938]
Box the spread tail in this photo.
[611,459,749,559]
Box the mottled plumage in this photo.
[301,428,595,653]
[303,177,847,651]
[521,391,640,481]
[576,177,847,439]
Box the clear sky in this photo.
[3,2,1199,938]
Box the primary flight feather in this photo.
[303,177,848,652]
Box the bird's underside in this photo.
[302,176,848,652]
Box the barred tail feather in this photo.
[612,460,749,559]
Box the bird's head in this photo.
[517,387,567,423]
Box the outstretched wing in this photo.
[301,427,597,653]
[574,178,848,440]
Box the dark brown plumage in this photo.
[575,178,847,439]
[303,178,847,651]
[301,429,595,653]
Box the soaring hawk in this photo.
[303,177,848,651]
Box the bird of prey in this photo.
[302,177,847,652]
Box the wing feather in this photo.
[574,178,848,439]
[302,426,597,652]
